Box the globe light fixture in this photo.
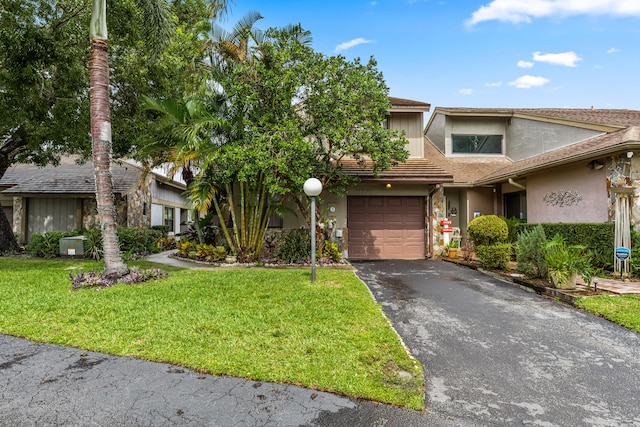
[303,178,323,282]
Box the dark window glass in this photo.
[452,135,502,154]
[164,207,174,232]
[504,191,527,220]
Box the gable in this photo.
[506,118,603,162]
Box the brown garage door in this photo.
[347,196,425,260]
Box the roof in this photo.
[430,107,640,133]
[340,158,453,184]
[423,138,511,184]
[0,157,185,195]
[388,96,431,113]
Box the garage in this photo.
[347,196,425,260]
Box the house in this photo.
[0,157,189,243]
[424,107,640,252]
[275,97,455,260]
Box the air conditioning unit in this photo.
[59,236,86,256]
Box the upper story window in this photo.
[452,134,502,154]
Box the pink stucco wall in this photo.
[527,163,607,223]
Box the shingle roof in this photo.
[340,158,453,183]
[435,107,640,129]
[388,96,431,111]
[1,158,147,195]
[423,138,511,184]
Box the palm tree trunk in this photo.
[90,38,128,278]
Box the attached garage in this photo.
[347,196,425,260]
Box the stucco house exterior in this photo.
[424,107,640,252]
[0,157,189,243]
[274,97,455,260]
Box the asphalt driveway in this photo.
[353,259,640,427]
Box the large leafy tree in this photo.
[0,0,90,252]
[0,0,223,254]
[181,24,409,259]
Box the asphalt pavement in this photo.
[352,259,640,427]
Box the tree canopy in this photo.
[141,22,409,259]
[0,0,218,252]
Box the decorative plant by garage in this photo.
[467,215,510,270]
[544,234,593,289]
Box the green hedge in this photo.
[27,227,164,259]
[516,222,615,270]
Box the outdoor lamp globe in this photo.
[304,178,323,196]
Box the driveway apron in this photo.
[353,259,640,427]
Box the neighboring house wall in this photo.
[390,112,424,157]
[506,118,603,161]
[526,163,607,224]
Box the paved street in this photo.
[353,259,640,427]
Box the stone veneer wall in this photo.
[126,178,152,228]
[609,154,640,230]
[12,197,23,241]
[82,195,130,230]
[431,187,446,254]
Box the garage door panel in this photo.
[347,196,424,260]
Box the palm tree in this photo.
[89,0,228,277]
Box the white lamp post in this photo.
[303,178,323,282]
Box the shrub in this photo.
[27,230,79,258]
[177,239,195,256]
[517,222,614,271]
[474,243,511,270]
[322,241,342,262]
[151,225,170,237]
[277,228,311,262]
[117,227,163,255]
[156,237,176,251]
[84,228,104,260]
[544,234,593,288]
[516,224,547,278]
[467,215,508,246]
[502,216,525,243]
[195,244,227,262]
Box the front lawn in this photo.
[0,258,424,409]
[574,295,640,333]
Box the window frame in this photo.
[451,134,503,155]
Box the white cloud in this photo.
[508,75,550,89]
[466,0,640,26]
[334,38,373,53]
[485,81,503,87]
[607,47,620,53]
[517,60,534,68]
[459,88,474,95]
[533,51,582,67]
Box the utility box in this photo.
[59,236,86,256]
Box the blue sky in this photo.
[224,0,640,114]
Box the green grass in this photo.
[0,258,424,409]
[574,294,640,333]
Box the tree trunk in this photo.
[0,130,27,253]
[90,38,128,278]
